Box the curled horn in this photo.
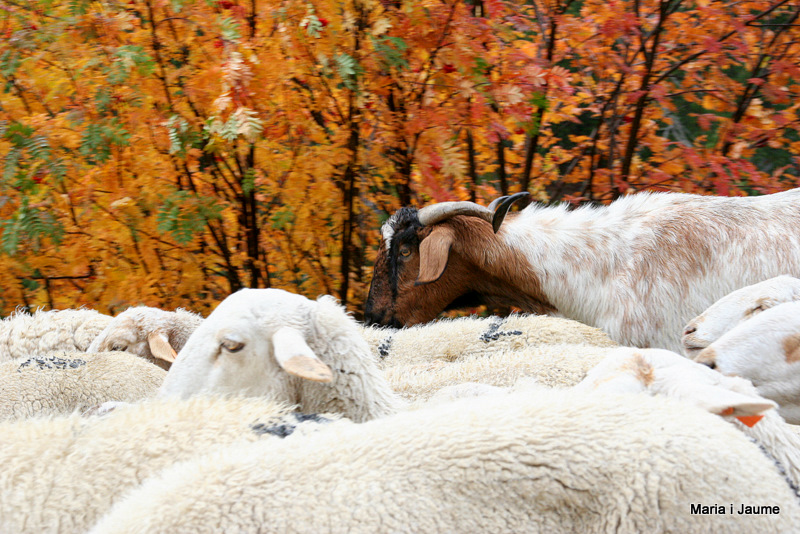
[491,192,530,233]
[417,201,494,227]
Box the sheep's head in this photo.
[577,347,776,424]
[694,301,800,386]
[364,193,550,327]
[87,307,193,370]
[158,288,385,419]
[682,275,800,358]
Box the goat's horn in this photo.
[417,201,493,226]
[487,195,509,212]
[491,192,530,233]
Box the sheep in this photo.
[0,308,111,362]
[0,395,338,534]
[693,301,800,424]
[360,313,616,366]
[364,189,800,353]
[0,351,165,420]
[89,388,800,534]
[87,306,204,370]
[576,346,800,491]
[682,275,800,358]
[159,288,402,422]
[385,343,617,402]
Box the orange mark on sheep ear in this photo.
[783,334,800,363]
[416,226,455,285]
[736,415,764,427]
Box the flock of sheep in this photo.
[2,188,800,533]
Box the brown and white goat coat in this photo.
[366,189,800,353]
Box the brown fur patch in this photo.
[743,297,769,318]
[694,347,716,366]
[620,353,655,386]
[783,334,800,363]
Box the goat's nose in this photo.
[683,325,697,336]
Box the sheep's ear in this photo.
[147,331,177,363]
[690,385,776,419]
[416,226,455,285]
[273,326,333,383]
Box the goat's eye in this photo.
[399,245,412,257]
[221,339,245,353]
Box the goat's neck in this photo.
[494,204,627,327]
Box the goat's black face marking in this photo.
[385,208,423,300]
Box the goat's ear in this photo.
[272,326,333,383]
[147,331,177,363]
[416,226,455,285]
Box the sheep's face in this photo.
[158,288,333,403]
[693,301,800,387]
[87,307,177,370]
[682,275,800,358]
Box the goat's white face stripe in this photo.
[381,215,399,251]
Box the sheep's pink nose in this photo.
[683,325,697,336]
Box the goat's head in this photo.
[364,193,550,327]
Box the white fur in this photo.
[360,313,616,367]
[0,396,334,534]
[89,389,800,533]
[578,347,800,489]
[501,189,800,352]
[0,308,111,362]
[0,351,165,420]
[694,301,800,424]
[87,306,204,369]
[159,288,401,422]
[682,275,800,358]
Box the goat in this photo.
[364,189,800,353]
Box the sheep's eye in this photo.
[750,304,765,314]
[221,340,245,353]
[399,245,412,257]
[111,344,127,352]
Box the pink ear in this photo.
[416,226,455,285]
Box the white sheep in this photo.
[693,301,800,424]
[576,346,800,490]
[0,308,111,362]
[0,351,165,420]
[87,306,204,370]
[366,189,800,353]
[160,288,402,422]
[360,313,616,366]
[682,275,800,358]
[0,395,337,534]
[385,343,617,402]
[89,388,800,534]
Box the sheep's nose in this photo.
[697,360,716,370]
[683,325,697,336]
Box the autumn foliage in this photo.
[1,0,798,316]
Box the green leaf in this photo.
[270,208,294,230]
[156,190,223,245]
